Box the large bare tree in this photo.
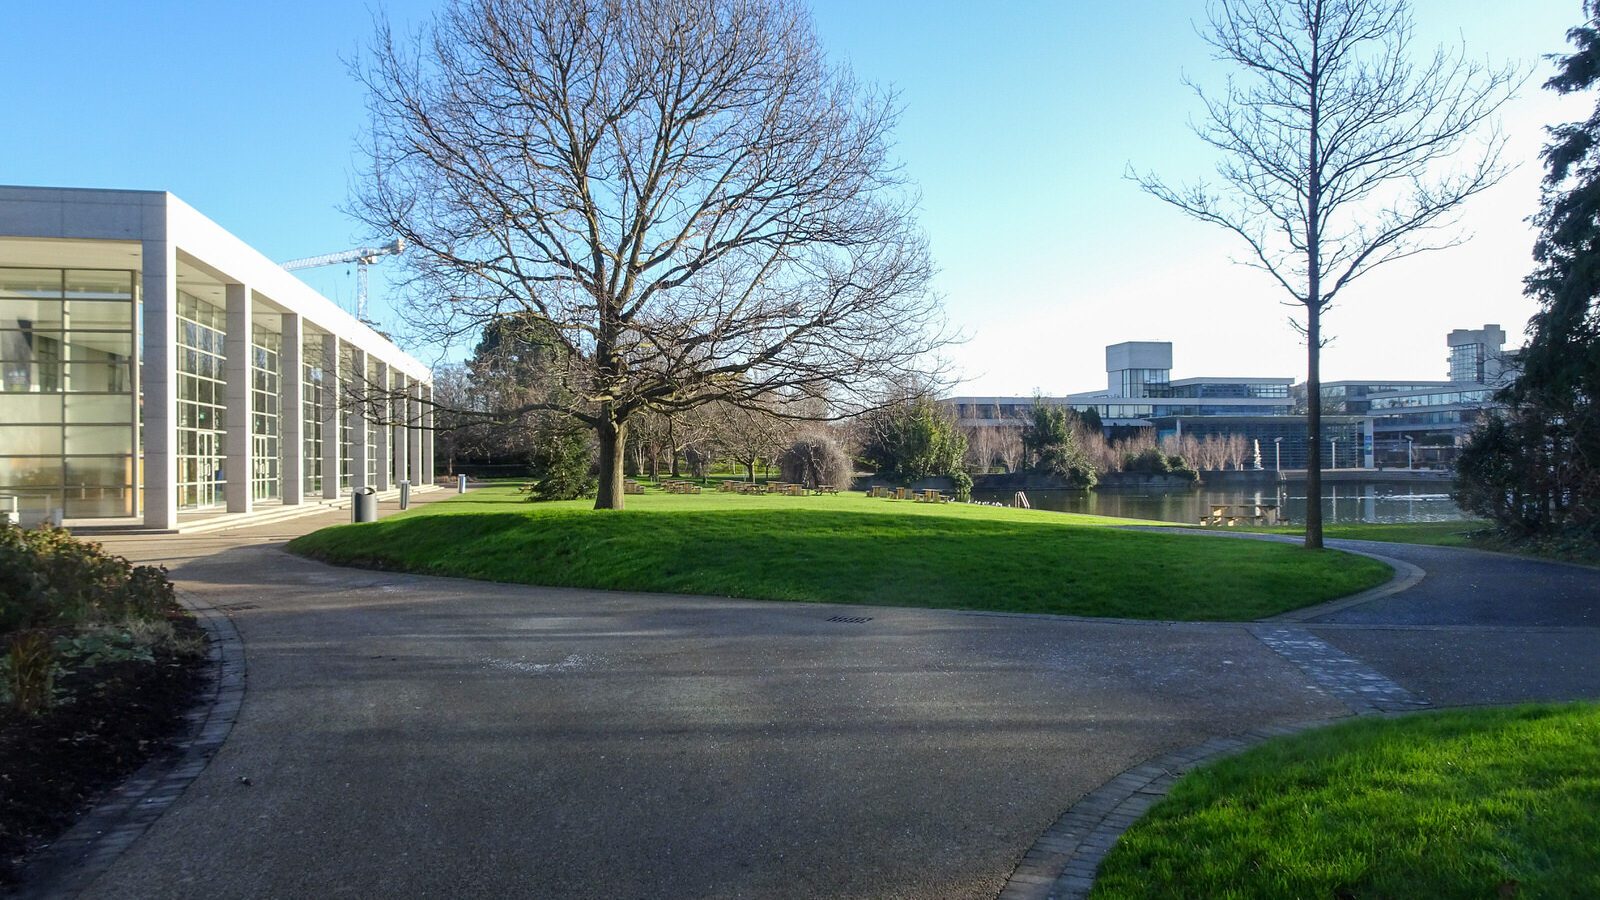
[1133,0,1518,547]
[355,0,948,508]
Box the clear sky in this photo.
[2,1,1587,393]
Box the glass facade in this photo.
[1369,388,1490,411]
[1449,343,1485,383]
[365,358,380,487]
[1157,382,1290,399]
[389,370,402,483]
[303,358,323,496]
[339,347,354,490]
[0,267,138,521]
[251,327,281,502]
[1114,367,1169,398]
[176,292,227,510]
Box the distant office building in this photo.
[0,186,435,529]
[947,325,1514,471]
[1323,324,1510,466]
[1448,324,1508,385]
[948,341,1291,428]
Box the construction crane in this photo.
[280,238,405,323]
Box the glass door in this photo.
[197,431,220,508]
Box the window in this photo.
[304,359,323,495]
[175,292,227,510]
[1449,343,1485,383]
[251,327,281,502]
[0,267,137,521]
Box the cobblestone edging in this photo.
[15,590,246,899]
[997,720,1326,900]
[1001,624,1434,900]
[1248,626,1430,714]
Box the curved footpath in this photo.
[26,499,1600,900]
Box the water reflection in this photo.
[971,480,1465,525]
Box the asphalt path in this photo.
[45,503,1598,899]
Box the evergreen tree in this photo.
[1020,401,1096,488]
[524,415,598,501]
[857,396,968,485]
[1458,4,1600,538]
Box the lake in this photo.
[971,479,1466,525]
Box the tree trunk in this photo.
[595,414,628,510]
[1304,304,1324,549]
[745,460,755,482]
[1304,52,1324,551]
[668,419,681,477]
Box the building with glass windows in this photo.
[947,328,1512,471]
[947,341,1294,430]
[0,186,434,530]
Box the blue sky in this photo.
[2,1,1586,392]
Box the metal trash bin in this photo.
[352,487,379,523]
[399,480,411,509]
[457,474,468,494]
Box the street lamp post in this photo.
[1273,436,1282,472]
[1405,436,1415,470]
[1330,438,1338,471]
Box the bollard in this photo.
[352,487,379,523]
[458,473,468,493]
[399,480,411,509]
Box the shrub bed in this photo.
[0,525,207,887]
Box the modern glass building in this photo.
[0,186,434,529]
[948,341,1295,428]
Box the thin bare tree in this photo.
[354,0,949,508]
[1133,0,1518,547]
[712,399,794,482]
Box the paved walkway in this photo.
[40,505,1600,899]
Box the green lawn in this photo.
[286,486,1392,620]
[1235,520,1488,548]
[1093,703,1600,900]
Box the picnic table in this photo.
[1200,503,1279,526]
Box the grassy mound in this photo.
[1093,703,1600,899]
[287,487,1391,620]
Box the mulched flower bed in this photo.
[0,618,208,887]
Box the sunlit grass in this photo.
[287,486,1393,620]
[1093,703,1600,899]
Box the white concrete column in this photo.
[223,283,253,514]
[281,314,305,505]
[350,347,369,490]
[373,360,391,491]
[408,381,424,489]
[393,372,410,485]
[320,334,341,499]
[140,238,178,530]
[422,383,435,486]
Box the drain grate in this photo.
[826,615,873,624]
[216,603,259,611]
